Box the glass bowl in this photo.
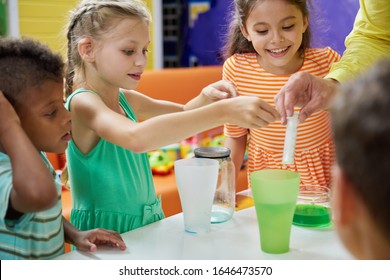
[293,186,332,228]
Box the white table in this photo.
[55,207,352,260]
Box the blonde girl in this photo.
[64,0,279,234]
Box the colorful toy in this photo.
[161,143,181,162]
[148,150,174,175]
[180,134,200,159]
[210,134,225,147]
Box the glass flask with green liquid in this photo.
[293,187,332,227]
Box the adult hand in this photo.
[73,228,127,252]
[201,80,237,101]
[274,72,340,124]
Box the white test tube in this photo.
[282,113,299,165]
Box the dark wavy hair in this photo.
[222,0,311,59]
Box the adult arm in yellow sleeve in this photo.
[326,0,390,82]
[274,0,390,124]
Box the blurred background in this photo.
[0,0,359,69]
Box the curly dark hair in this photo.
[0,37,64,106]
[331,58,390,240]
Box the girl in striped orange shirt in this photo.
[223,0,341,190]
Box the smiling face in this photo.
[15,80,71,154]
[90,17,150,90]
[241,0,308,74]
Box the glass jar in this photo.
[194,147,235,223]
[293,186,332,228]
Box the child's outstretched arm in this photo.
[0,91,57,214]
[184,80,238,110]
[63,218,126,252]
[125,80,236,120]
[71,92,279,153]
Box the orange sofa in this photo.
[49,65,249,221]
[135,65,224,104]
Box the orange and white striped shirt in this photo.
[223,47,341,189]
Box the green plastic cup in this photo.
[250,169,300,254]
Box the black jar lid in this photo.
[194,147,231,158]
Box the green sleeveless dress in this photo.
[65,89,164,234]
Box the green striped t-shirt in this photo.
[0,152,65,259]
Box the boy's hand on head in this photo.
[201,80,238,101]
[73,228,127,252]
[0,91,21,137]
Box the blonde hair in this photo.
[65,0,151,97]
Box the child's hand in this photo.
[72,228,127,252]
[201,80,237,101]
[225,96,280,129]
[185,80,238,110]
[0,90,20,137]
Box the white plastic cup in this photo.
[174,158,219,234]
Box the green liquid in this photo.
[254,201,296,254]
[293,204,331,227]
